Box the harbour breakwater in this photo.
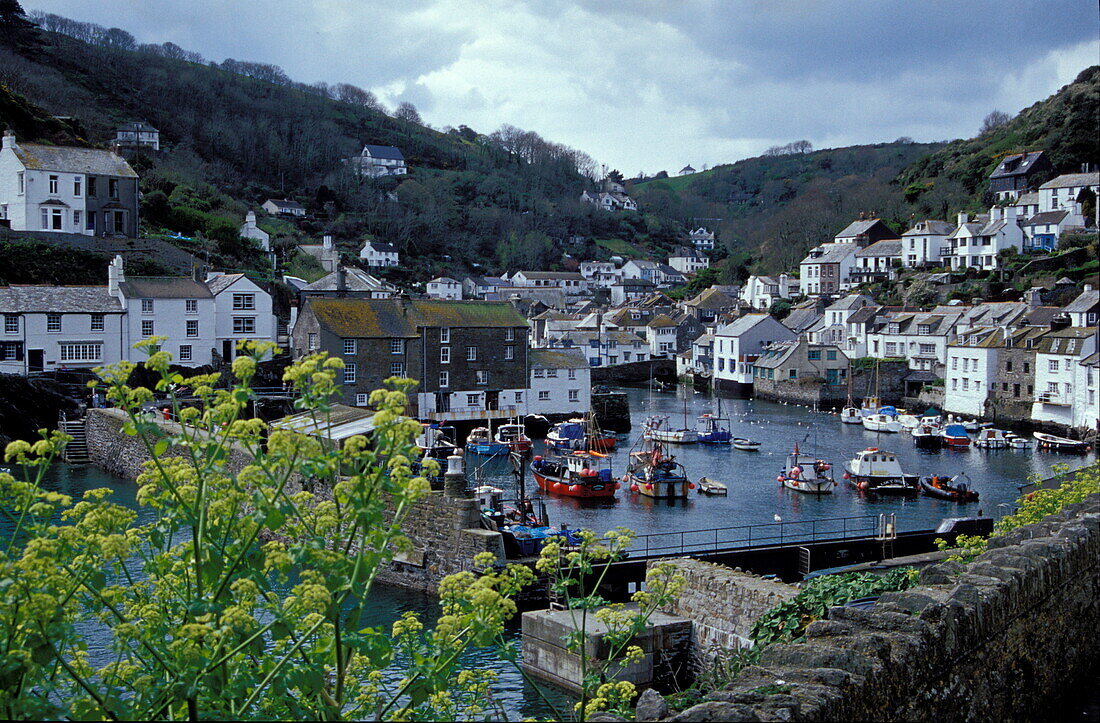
[661,492,1100,722]
[83,408,502,594]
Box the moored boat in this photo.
[1033,432,1090,453]
[840,406,863,424]
[973,428,1009,449]
[494,423,532,453]
[1004,432,1032,449]
[776,443,836,495]
[897,414,920,430]
[843,447,919,496]
[466,426,509,456]
[531,452,618,498]
[732,437,761,451]
[862,413,902,433]
[416,423,459,459]
[695,414,732,444]
[911,423,943,450]
[920,474,979,502]
[644,415,699,444]
[942,424,971,448]
[697,477,728,495]
[625,439,693,498]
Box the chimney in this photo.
[957,212,968,226]
[245,210,256,226]
[1,129,15,151]
[1050,313,1071,332]
[1003,206,1017,223]
[1026,287,1043,308]
[323,234,333,250]
[1085,283,1095,293]
[107,255,124,297]
[336,265,346,295]
[990,207,1001,223]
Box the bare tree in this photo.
[980,110,1012,134]
[335,83,381,110]
[394,102,422,124]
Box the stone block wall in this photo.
[666,493,1100,721]
[652,560,798,664]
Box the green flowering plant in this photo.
[533,527,685,721]
[0,338,531,720]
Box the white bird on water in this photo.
[774,514,782,523]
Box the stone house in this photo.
[297,234,339,272]
[300,266,395,300]
[462,275,509,300]
[0,130,140,236]
[1036,171,1097,214]
[682,287,738,324]
[291,298,529,419]
[527,348,590,416]
[752,338,850,390]
[866,309,965,373]
[988,151,1051,201]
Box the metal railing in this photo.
[624,514,881,558]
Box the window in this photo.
[505,328,515,341]
[466,346,477,361]
[87,177,97,196]
[826,350,837,361]
[919,344,935,355]
[808,349,821,360]
[59,343,101,361]
[4,315,16,333]
[49,175,59,194]
[17,172,24,194]
[355,393,369,406]
[47,314,61,332]
[440,328,450,343]
[109,178,119,198]
[1023,362,1030,373]
[1006,360,1013,372]
[568,368,576,380]
[390,362,405,377]
[232,317,255,334]
[440,346,450,364]
[439,371,449,387]
[569,389,580,403]
[308,333,318,350]
[885,342,897,356]
[343,362,357,384]
[141,298,154,314]
[514,392,523,403]
[789,369,798,379]
[343,339,357,355]
[476,370,488,385]
[390,339,403,354]
[1047,381,1059,394]
[142,320,154,337]
[962,378,969,391]
[467,394,480,406]
[538,391,551,401]
[232,293,255,310]
[532,368,544,378]
[504,346,514,360]
[90,314,104,331]
[73,210,81,227]
[952,378,958,390]
[73,177,82,196]
[1049,359,1059,373]
[547,369,559,378]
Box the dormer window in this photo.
[917,324,931,335]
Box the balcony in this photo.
[1035,392,1071,406]
[426,405,520,422]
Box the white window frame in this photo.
[141,298,154,314]
[47,314,61,332]
[466,346,477,361]
[568,389,580,403]
[538,390,551,401]
[390,339,403,354]
[186,320,199,338]
[179,345,192,362]
[59,343,101,362]
[440,346,450,364]
[141,320,154,337]
[440,327,450,343]
[232,293,256,311]
[343,339,357,355]
[476,370,488,385]
[355,393,369,406]
[232,317,255,335]
[390,362,404,377]
[344,362,357,384]
[308,333,318,350]
[90,314,104,332]
[439,371,449,387]
[185,299,198,314]
[4,315,17,334]
[504,346,514,360]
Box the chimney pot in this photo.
[1,129,14,150]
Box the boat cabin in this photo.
[848,448,905,477]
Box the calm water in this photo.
[467,385,1097,540]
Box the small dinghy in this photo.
[862,413,902,433]
[1004,432,1032,449]
[920,474,979,502]
[732,437,761,451]
[897,414,920,430]
[697,477,728,495]
[466,427,509,456]
[494,423,532,453]
[1033,432,1090,453]
[973,428,1009,449]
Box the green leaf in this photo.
[153,439,168,456]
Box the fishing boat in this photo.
[697,477,728,495]
[840,371,862,424]
[973,428,1009,449]
[911,422,943,450]
[1033,432,1090,453]
[695,413,732,444]
[1004,432,1032,449]
[859,395,881,418]
[466,426,509,456]
[941,424,971,448]
[776,443,836,494]
[624,440,693,499]
[732,437,761,451]
[862,413,902,433]
[494,423,532,453]
[530,451,618,498]
[843,448,919,496]
[546,417,618,452]
[416,423,459,459]
[920,474,979,502]
[643,415,699,444]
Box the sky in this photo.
[26,1,1100,175]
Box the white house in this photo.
[347,145,407,178]
[205,272,279,361]
[645,314,679,357]
[1063,286,1098,328]
[689,227,716,250]
[799,243,858,296]
[301,266,395,299]
[948,209,1024,271]
[901,219,955,268]
[0,285,126,375]
[713,313,796,396]
[0,130,140,236]
[359,241,399,268]
[239,211,270,252]
[818,294,873,346]
[580,179,637,212]
[1074,350,1100,432]
[1037,172,1099,214]
[668,246,709,275]
[1021,210,1085,253]
[850,240,902,285]
[739,274,794,310]
[509,271,588,293]
[867,309,965,372]
[426,277,462,300]
[262,198,305,217]
[944,328,1000,417]
[527,348,590,415]
[113,122,160,152]
[1032,328,1096,428]
[610,279,656,306]
[620,260,661,284]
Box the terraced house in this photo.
[291,297,529,420]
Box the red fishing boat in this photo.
[530,451,618,498]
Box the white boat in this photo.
[776,443,835,495]
[843,448,919,495]
[732,437,761,451]
[840,406,863,424]
[973,428,1009,449]
[897,414,920,430]
[697,477,728,495]
[862,414,902,433]
[643,415,699,444]
[1004,432,1032,449]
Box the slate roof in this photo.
[989,151,1044,179]
[530,348,587,369]
[613,278,657,287]
[119,277,213,299]
[361,145,405,161]
[266,198,304,210]
[828,294,873,311]
[428,277,459,285]
[782,306,823,333]
[1064,289,1099,313]
[902,220,955,236]
[1039,172,1099,189]
[657,264,685,277]
[205,273,246,295]
[307,298,527,338]
[116,121,158,133]
[551,330,644,347]
[834,219,891,239]
[1031,327,1095,354]
[304,268,391,292]
[1021,306,1061,327]
[1015,192,1040,206]
[1023,210,1071,226]
[753,341,798,368]
[846,306,883,324]
[0,285,124,313]
[802,243,857,264]
[366,242,398,253]
[855,239,902,257]
[646,314,677,328]
[514,271,585,280]
[671,246,705,259]
[13,142,137,177]
[685,287,737,309]
[717,313,773,337]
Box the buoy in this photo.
[614,482,621,490]
[858,481,869,490]
[630,483,639,493]
[843,472,851,480]
[777,475,784,483]
[688,482,695,489]
[569,485,579,493]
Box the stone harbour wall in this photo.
[665,493,1100,722]
[651,559,798,663]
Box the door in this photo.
[826,368,840,385]
[28,349,44,373]
[436,391,450,413]
[486,390,499,411]
[222,340,234,361]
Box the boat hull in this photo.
[862,417,902,433]
[645,429,699,444]
[629,474,691,499]
[840,407,862,424]
[467,442,509,456]
[942,436,970,448]
[780,477,836,494]
[920,477,979,502]
[697,477,728,495]
[531,467,616,498]
[912,432,942,450]
[845,473,920,496]
[732,438,760,451]
[1033,433,1089,453]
